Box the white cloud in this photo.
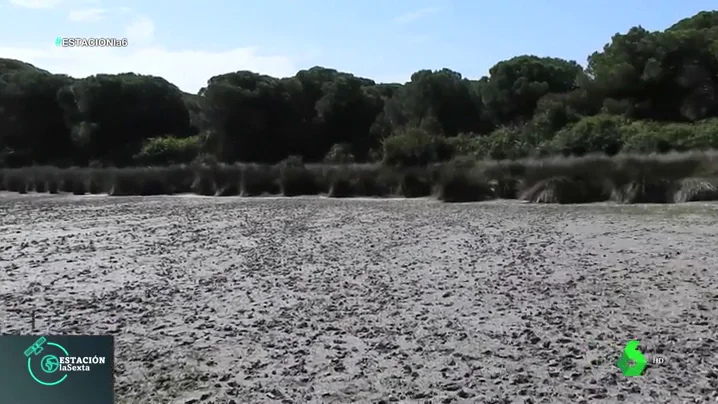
[9,0,62,8]
[124,16,155,44]
[0,45,298,93]
[393,6,442,24]
[9,0,98,9]
[67,7,106,22]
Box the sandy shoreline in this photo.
[1,194,717,403]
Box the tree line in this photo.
[2,11,718,168]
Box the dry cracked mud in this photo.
[1,193,717,403]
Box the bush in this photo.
[213,163,242,196]
[327,168,354,197]
[3,151,718,205]
[521,176,608,204]
[278,156,321,196]
[327,165,394,197]
[109,167,173,196]
[610,177,675,204]
[436,160,494,202]
[382,128,453,166]
[59,168,87,195]
[165,165,194,194]
[324,144,356,164]
[240,164,280,196]
[4,169,27,193]
[133,135,202,165]
[672,177,718,202]
[398,168,433,197]
[191,165,217,196]
[481,160,527,199]
[620,121,674,153]
[474,126,532,160]
[549,114,626,156]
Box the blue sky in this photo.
[0,0,715,92]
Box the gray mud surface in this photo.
[1,193,718,403]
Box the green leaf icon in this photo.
[617,340,647,376]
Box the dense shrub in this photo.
[474,126,532,160]
[672,177,718,202]
[59,167,88,195]
[110,167,174,196]
[521,176,608,204]
[213,163,242,196]
[133,136,202,165]
[240,164,280,196]
[610,178,675,204]
[436,159,494,202]
[382,128,453,167]
[191,165,217,196]
[278,156,322,196]
[549,115,627,157]
[323,144,356,164]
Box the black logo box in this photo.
[0,335,114,404]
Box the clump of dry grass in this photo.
[398,168,433,198]
[164,164,194,194]
[59,167,88,195]
[2,150,718,204]
[327,167,354,197]
[240,163,280,196]
[109,167,174,196]
[521,176,608,204]
[3,169,28,193]
[479,160,525,199]
[610,177,674,204]
[672,177,718,203]
[326,164,394,197]
[278,157,322,196]
[436,160,495,202]
[213,163,242,196]
[86,169,109,194]
[190,164,216,196]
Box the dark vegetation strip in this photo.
[3,12,718,172]
[2,152,718,204]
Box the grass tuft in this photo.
[521,176,608,204]
[610,177,675,204]
[672,177,718,202]
[398,168,433,198]
[6,169,28,193]
[436,162,495,202]
[59,168,87,195]
[278,158,322,196]
[213,163,242,196]
[240,164,280,196]
[2,150,718,204]
[190,165,217,196]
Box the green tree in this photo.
[0,60,74,167]
[57,73,192,166]
[482,55,583,126]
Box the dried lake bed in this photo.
[1,193,717,403]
